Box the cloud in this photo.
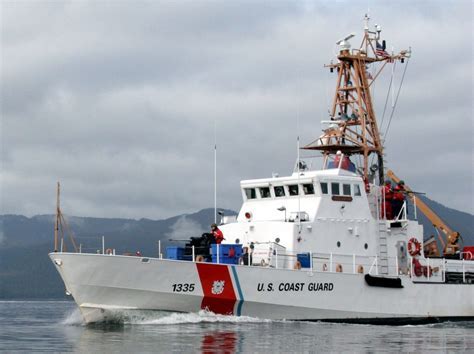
[1,1,472,218]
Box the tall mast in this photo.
[303,14,410,185]
[54,181,60,252]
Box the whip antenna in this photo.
[214,120,217,224]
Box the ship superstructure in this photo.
[49,15,473,324]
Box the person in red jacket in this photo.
[381,181,393,219]
[392,180,406,219]
[211,223,224,244]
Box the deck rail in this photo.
[58,235,473,283]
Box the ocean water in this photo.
[0,301,473,353]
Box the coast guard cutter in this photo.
[50,15,474,324]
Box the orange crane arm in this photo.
[386,170,460,254]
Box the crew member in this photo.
[330,151,356,172]
[241,246,252,266]
[381,181,393,219]
[392,180,406,219]
[211,223,224,244]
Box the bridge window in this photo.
[303,183,315,195]
[274,186,286,197]
[259,187,271,198]
[320,182,328,195]
[343,184,351,196]
[331,183,340,195]
[288,185,299,196]
[244,188,256,200]
[354,184,361,196]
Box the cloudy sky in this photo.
[1,0,472,219]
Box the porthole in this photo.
[364,243,368,250]
[337,241,341,248]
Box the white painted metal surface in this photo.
[49,252,474,324]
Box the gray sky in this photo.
[1,0,473,219]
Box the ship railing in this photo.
[57,235,111,255]
[305,252,405,277]
[245,249,416,277]
[408,256,445,283]
[413,257,474,284]
[63,235,143,257]
[443,257,474,283]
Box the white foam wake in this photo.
[61,308,85,326]
[130,310,271,325]
[61,308,270,326]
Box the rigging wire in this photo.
[379,61,396,131]
[384,58,410,140]
[369,60,395,168]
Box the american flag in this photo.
[375,41,390,58]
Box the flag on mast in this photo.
[375,41,389,58]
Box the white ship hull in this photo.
[49,253,474,324]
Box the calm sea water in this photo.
[0,301,473,353]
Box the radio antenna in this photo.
[214,120,217,224]
[296,85,302,234]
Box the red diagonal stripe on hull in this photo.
[196,263,236,315]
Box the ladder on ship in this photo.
[378,221,389,275]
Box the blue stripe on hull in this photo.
[230,266,244,316]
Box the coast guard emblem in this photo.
[211,280,225,295]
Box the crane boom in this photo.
[386,170,461,256]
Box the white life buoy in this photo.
[408,237,421,256]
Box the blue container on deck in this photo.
[297,253,311,268]
[211,244,243,264]
[166,246,185,260]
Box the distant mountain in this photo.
[0,200,472,299]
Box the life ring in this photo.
[322,263,328,272]
[105,248,113,255]
[357,265,364,274]
[408,237,421,256]
[336,264,343,273]
[294,261,302,270]
[196,255,205,262]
